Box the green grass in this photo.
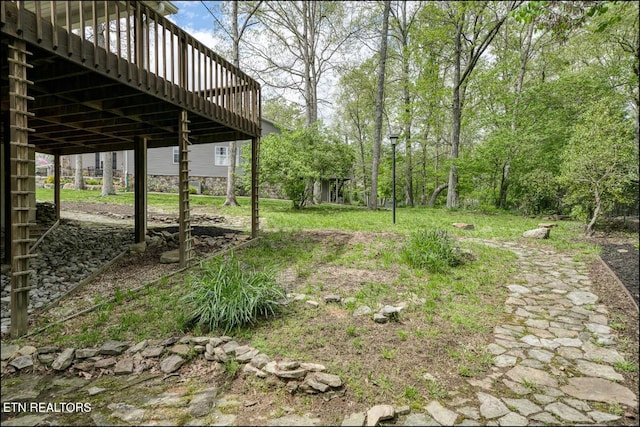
[36,188,596,250]
[21,187,612,403]
[16,188,623,419]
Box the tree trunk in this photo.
[369,0,391,210]
[223,140,239,206]
[498,21,534,209]
[101,152,115,196]
[419,140,427,205]
[428,183,448,207]
[223,0,243,207]
[358,132,368,205]
[447,19,463,209]
[74,155,85,190]
[399,1,414,207]
[403,61,413,207]
[585,186,602,237]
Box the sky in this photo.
[165,1,345,124]
[168,1,228,54]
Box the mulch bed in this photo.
[599,242,639,309]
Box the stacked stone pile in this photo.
[35,202,57,226]
[1,222,133,333]
[1,335,344,399]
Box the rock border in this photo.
[2,336,344,399]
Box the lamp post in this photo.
[390,133,398,224]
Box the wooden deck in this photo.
[1,1,262,337]
[1,0,261,155]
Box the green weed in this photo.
[401,229,463,273]
[181,253,286,334]
[614,359,638,373]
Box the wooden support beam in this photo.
[28,147,36,224]
[251,136,260,239]
[2,114,11,264]
[178,110,193,268]
[134,136,147,243]
[54,154,60,220]
[9,39,34,338]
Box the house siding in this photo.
[62,118,281,195]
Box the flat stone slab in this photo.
[75,348,99,359]
[494,354,517,367]
[560,377,637,408]
[581,342,624,364]
[170,344,191,356]
[108,403,145,423]
[425,401,457,425]
[523,228,549,239]
[353,306,372,317]
[505,365,558,388]
[313,372,342,388]
[99,340,129,355]
[507,285,531,294]
[323,294,341,303]
[1,415,50,426]
[1,344,19,361]
[52,348,75,371]
[544,402,591,423]
[141,346,165,358]
[9,355,33,370]
[574,360,624,381]
[189,388,217,417]
[341,412,366,426]
[160,354,185,373]
[114,358,134,375]
[565,291,598,305]
[94,357,116,369]
[477,392,509,419]
[498,412,528,426]
[267,414,321,426]
[402,413,437,426]
[366,404,395,426]
[502,398,542,416]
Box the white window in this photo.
[215,146,229,166]
[172,147,179,164]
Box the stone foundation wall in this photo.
[35,174,286,200]
[147,175,246,197]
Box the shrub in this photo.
[181,254,286,333]
[45,175,55,184]
[189,185,198,194]
[401,229,463,273]
[86,178,102,185]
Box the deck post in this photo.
[9,39,36,337]
[251,136,260,238]
[53,154,60,220]
[2,114,10,264]
[134,136,147,243]
[178,110,193,267]
[28,147,36,223]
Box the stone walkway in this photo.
[1,240,638,426]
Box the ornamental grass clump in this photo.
[181,254,286,334]
[401,229,463,273]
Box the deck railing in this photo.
[1,1,261,136]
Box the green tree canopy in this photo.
[559,97,637,235]
[251,125,354,209]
